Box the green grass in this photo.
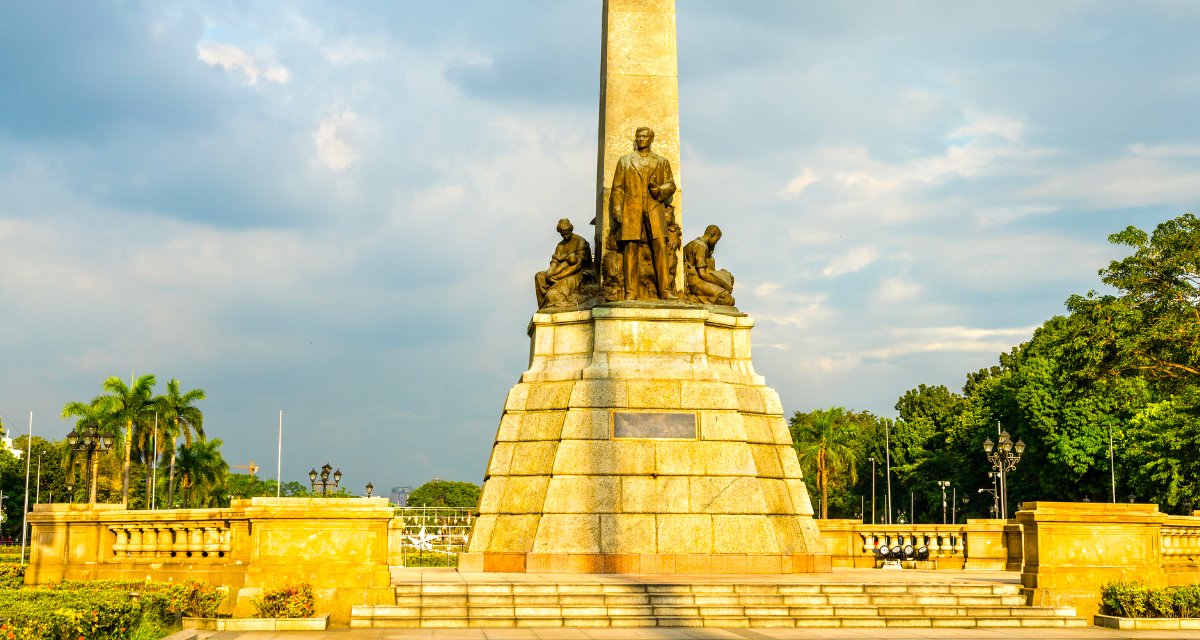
[402,551,459,567]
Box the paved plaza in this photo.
[195,627,1200,639]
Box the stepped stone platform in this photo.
[350,569,1086,629]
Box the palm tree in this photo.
[174,438,226,508]
[60,396,118,503]
[100,374,157,505]
[155,379,205,509]
[795,407,859,519]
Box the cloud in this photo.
[197,41,290,84]
[779,169,817,200]
[877,278,923,304]
[823,246,879,277]
[314,109,361,172]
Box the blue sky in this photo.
[1,1,1198,493]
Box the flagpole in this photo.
[20,412,32,564]
[152,414,158,510]
[277,411,282,497]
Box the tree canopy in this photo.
[407,480,481,508]
[791,213,1200,522]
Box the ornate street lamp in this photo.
[984,426,1025,519]
[69,422,113,505]
[366,482,374,498]
[309,463,341,496]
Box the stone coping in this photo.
[183,613,329,631]
[391,567,1023,585]
[461,553,829,575]
[1095,614,1200,629]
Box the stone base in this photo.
[458,552,830,574]
[468,306,827,571]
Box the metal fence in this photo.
[394,506,476,567]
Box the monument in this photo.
[459,0,828,574]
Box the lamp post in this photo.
[308,463,341,496]
[983,427,1025,519]
[366,482,374,498]
[979,473,999,518]
[66,422,114,505]
[937,481,950,524]
[868,457,876,525]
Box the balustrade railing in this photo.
[108,522,233,561]
[1161,517,1200,567]
[859,529,965,559]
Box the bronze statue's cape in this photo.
[609,150,676,242]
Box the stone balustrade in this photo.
[816,519,1014,570]
[27,498,395,624]
[1161,515,1200,582]
[107,521,233,561]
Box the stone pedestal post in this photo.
[1019,502,1166,620]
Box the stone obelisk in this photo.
[595,0,682,292]
[459,1,828,575]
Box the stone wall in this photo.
[26,497,395,624]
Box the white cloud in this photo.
[877,278,923,304]
[314,109,361,172]
[197,41,290,85]
[823,246,879,277]
[779,169,817,200]
[862,326,1038,360]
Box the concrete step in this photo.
[351,614,1091,629]
[354,582,1082,629]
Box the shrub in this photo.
[0,589,140,640]
[162,580,226,619]
[0,564,26,590]
[1147,587,1177,618]
[1102,581,1200,618]
[1176,584,1200,618]
[251,583,314,619]
[1103,580,1147,618]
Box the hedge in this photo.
[0,578,226,639]
[0,564,26,590]
[251,583,314,619]
[1103,580,1200,618]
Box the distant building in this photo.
[391,486,413,507]
[0,430,22,460]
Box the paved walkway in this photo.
[198,628,1200,639]
[391,568,1022,586]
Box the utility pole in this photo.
[20,412,31,564]
[1109,422,1117,504]
[885,423,893,524]
[868,457,876,525]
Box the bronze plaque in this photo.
[612,411,697,440]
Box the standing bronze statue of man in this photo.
[609,127,678,300]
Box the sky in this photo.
[1,1,1199,494]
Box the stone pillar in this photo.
[595,0,682,291]
[1019,502,1166,620]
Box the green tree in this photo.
[174,438,227,508]
[155,379,206,509]
[791,407,859,519]
[408,480,481,508]
[100,374,157,505]
[60,395,118,503]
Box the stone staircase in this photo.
[350,582,1088,628]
